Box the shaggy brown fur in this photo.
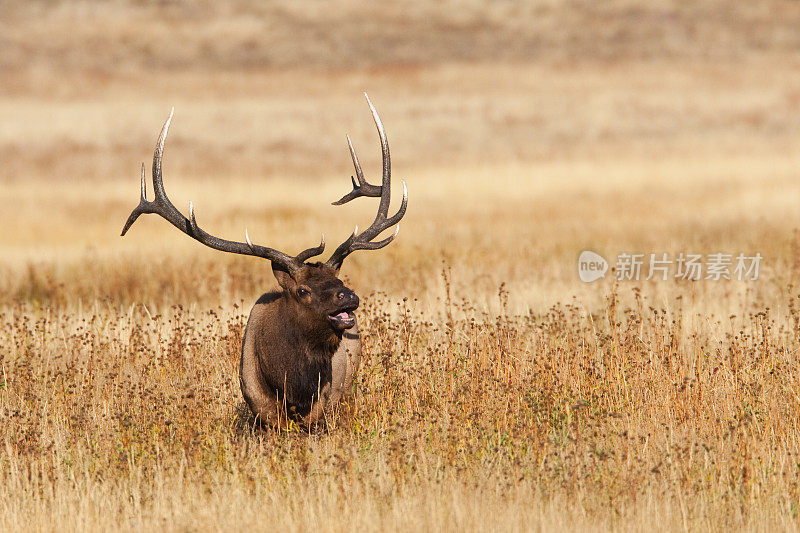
[239,263,362,425]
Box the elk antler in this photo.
[120,108,325,275]
[326,94,408,270]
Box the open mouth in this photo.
[328,307,357,329]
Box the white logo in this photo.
[578,250,608,282]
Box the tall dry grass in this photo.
[4,271,800,530]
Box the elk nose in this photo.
[337,288,359,308]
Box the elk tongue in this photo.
[329,309,355,329]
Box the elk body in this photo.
[121,95,407,425]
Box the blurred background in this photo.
[2,0,800,313]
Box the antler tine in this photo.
[358,180,407,242]
[331,135,382,205]
[296,234,326,263]
[326,96,407,270]
[350,224,400,252]
[331,93,391,208]
[365,92,392,220]
[245,227,256,251]
[151,107,174,204]
[120,163,149,236]
[120,109,317,275]
[347,135,366,187]
[140,163,147,200]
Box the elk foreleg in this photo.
[303,382,331,425]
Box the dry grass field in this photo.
[3,1,800,531]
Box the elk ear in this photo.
[271,263,296,290]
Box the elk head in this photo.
[121,94,407,337]
[272,262,360,333]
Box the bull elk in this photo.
[121,94,407,425]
